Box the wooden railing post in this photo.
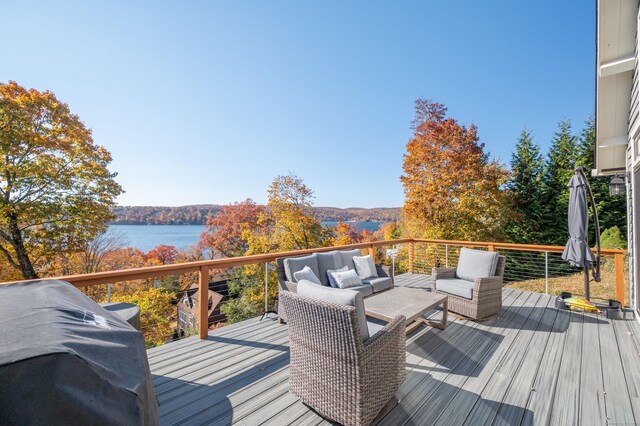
[488,244,495,252]
[408,241,415,273]
[369,244,376,263]
[198,266,210,339]
[615,253,625,305]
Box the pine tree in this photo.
[506,129,545,244]
[576,118,627,243]
[541,120,579,245]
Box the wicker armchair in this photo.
[280,289,406,426]
[432,249,505,320]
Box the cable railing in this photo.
[408,239,627,306]
[4,238,627,346]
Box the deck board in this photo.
[148,273,640,425]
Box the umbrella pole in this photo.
[577,166,602,301]
[583,264,590,300]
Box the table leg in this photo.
[426,298,447,330]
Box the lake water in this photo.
[109,222,383,252]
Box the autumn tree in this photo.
[146,244,179,265]
[223,173,331,323]
[0,81,122,279]
[261,173,331,251]
[198,199,264,258]
[505,130,546,244]
[400,99,511,241]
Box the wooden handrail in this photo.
[411,239,626,256]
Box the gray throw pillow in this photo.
[293,265,321,285]
[353,255,378,279]
[326,265,348,288]
[330,269,363,289]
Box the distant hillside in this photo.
[110,205,401,225]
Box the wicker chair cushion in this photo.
[297,280,370,341]
[293,265,322,285]
[284,254,320,283]
[436,278,474,299]
[316,251,342,286]
[362,276,393,293]
[339,249,363,270]
[456,248,499,282]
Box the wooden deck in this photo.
[148,274,640,426]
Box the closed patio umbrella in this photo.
[561,167,600,300]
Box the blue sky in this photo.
[2,1,595,208]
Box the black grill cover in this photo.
[0,280,159,425]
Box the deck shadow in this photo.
[406,322,503,378]
[376,375,535,425]
[153,352,290,425]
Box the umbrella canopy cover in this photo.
[562,172,596,268]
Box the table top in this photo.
[364,286,447,323]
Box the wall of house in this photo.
[627,5,640,315]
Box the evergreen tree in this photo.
[542,120,579,245]
[576,118,627,243]
[506,129,545,244]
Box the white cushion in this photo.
[293,265,321,285]
[330,269,363,289]
[455,248,499,282]
[297,280,369,341]
[353,255,378,279]
[326,265,348,288]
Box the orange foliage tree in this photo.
[401,99,512,241]
[198,199,264,258]
[146,244,178,265]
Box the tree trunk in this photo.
[8,212,38,279]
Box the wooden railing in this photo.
[3,238,626,340]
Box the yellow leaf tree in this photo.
[0,81,122,279]
[401,99,512,241]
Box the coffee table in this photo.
[364,287,448,333]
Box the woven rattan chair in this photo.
[280,289,406,426]
[432,249,505,320]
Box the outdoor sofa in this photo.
[432,247,505,320]
[276,248,393,322]
[280,281,406,426]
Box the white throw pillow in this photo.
[293,265,321,285]
[353,255,378,279]
[330,269,363,289]
[326,265,348,288]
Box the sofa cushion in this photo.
[339,249,363,271]
[456,248,499,282]
[353,255,378,279]
[284,254,320,283]
[330,269,363,289]
[297,280,369,341]
[362,276,393,293]
[327,265,348,288]
[346,284,374,297]
[316,251,342,286]
[293,265,321,285]
[436,278,475,300]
